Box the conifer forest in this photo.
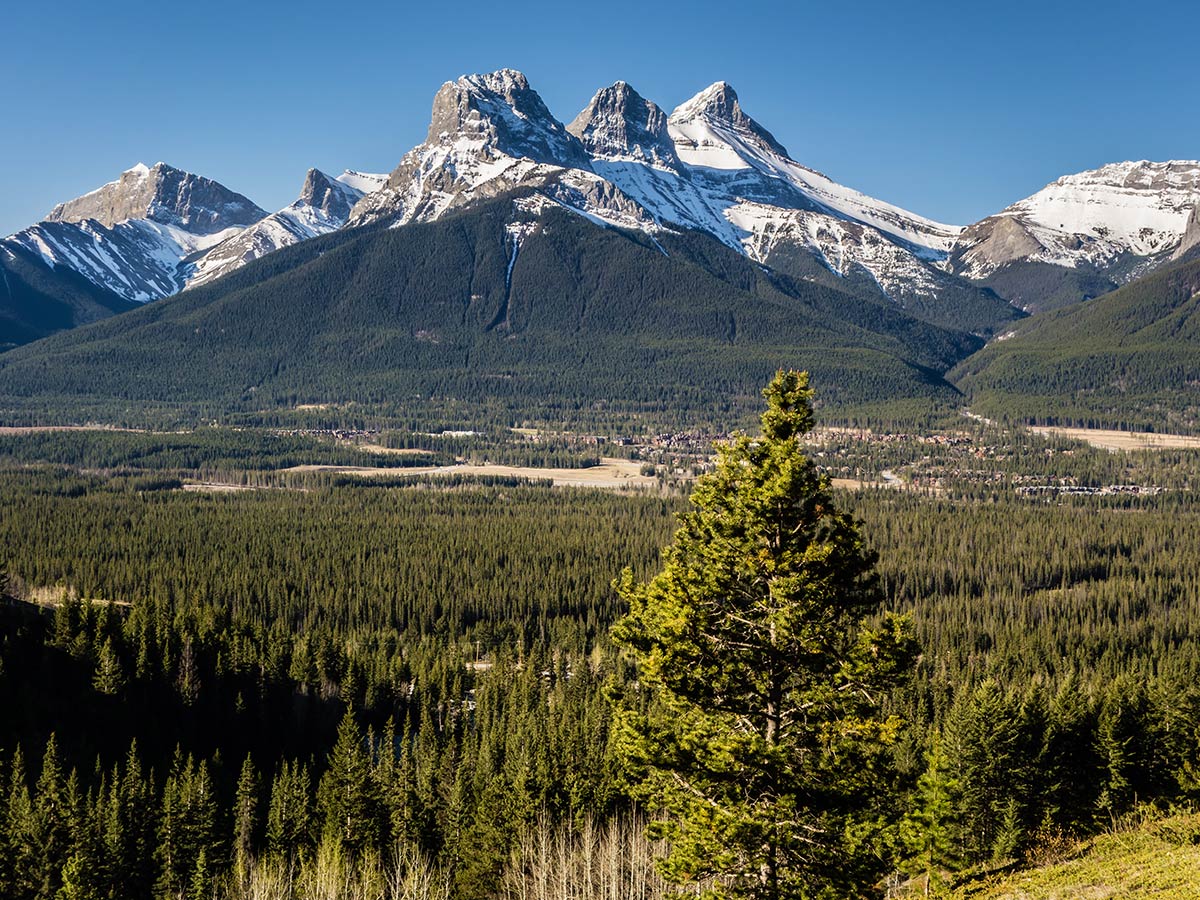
[3,376,1200,900]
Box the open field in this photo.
[282,456,658,489]
[0,424,144,434]
[1028,425,1200,451]
[181,482,267,493]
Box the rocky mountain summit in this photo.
[46,162,265,234]
[6,69,1200,351]
[188,169,376,289]
[3,163,381,304]
[567,82,678,168]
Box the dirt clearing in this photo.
[1029,426,1200,451]
[283,457,657,490]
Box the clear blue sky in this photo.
[4,0,1198,236]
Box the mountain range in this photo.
[2,69,1199,430]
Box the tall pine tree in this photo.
[612,370,915,900]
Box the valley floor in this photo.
[1027,425,1200,452]
[280,456,657,489]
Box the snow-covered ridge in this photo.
[348,72,967,309]
[4,162,376,302]
[949,160,1200,278]
[189,168,377,289]
[336,170,388,195]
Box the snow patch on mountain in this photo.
[728,203,943,299]
[6,216,242,302]
[188,169,368,289]
[335,170,388,195]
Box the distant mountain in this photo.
[949,161,1200,311]
[348,71,1015,335]
[0,194,983,427]
[0,163,383,347]
[950,253,1200,432]
[2,162,266,304]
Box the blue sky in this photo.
[3,0,1198,236]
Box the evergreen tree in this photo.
[943,679,1032,863]
[317,710,381,854]
[34,735,70,900]
[4,747,38,900]
[267,760,314,860]
[901,738,961,897]
[612,370,916,900]
[92,638,125,696]
[232,754,260,873]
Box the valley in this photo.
[3,37,1200,900]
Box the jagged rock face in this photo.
[567,82,679,168]
[417,68,589,175]
[187,170,372,290]
[1174,203,1200,261]
[349,70,593,228]
[297,168,361,221]
[46,162,266,234]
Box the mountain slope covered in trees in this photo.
[0,246,137,351]
[951,254,1200,432]
[0,194,984,428]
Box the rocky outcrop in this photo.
[297,168,362,221]
[46,162,265,234]
[1173,203,1200,261]
[187,170,370,289]
[949,215,1048,276]
[567,82,678,168]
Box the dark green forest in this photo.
[3,417,1200,898]
[0,197,988,433]
[953,255,1200,434]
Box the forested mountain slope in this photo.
[0,245,137,350]
[951,254,1200,431]
[0,194,982,427]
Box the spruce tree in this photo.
[4,747,38,900]
[612,370,916,900]
[232,754,260,873]
[901,738,961,897]
[33,735,69,900]
[317,710,381,854]
[267,760,314,860]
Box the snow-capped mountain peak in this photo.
[188,168,374,290]
[45,161,266,235]
[348,69,600,228]
[422,68,590,170]
[950,159,1200,278]
[668,81,791,162]
[297,168,362,222]
[2,163,268,302]
[567,82,679,169]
